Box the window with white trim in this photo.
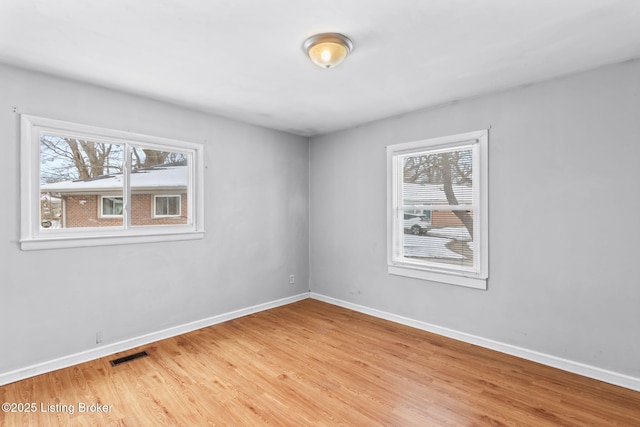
[154,195,181,217]
[21,115,205,250]
[101,196,124,217]
[387,130,488,289]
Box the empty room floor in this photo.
[1,299,639,426]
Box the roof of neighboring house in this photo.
[41,164,187,194]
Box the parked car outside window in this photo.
[404,214,430,235]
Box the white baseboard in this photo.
[0,292,310,387]
[310,292,640,392]
[4,291,638,393]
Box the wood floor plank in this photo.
[1,299,639,426]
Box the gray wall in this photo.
[309,59,640,378]
[0,64,309,374]
[2,58,639,382]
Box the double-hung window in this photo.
[387,130,488,289]
[20,115,205,250]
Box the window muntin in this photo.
[21,115,205,250]
[154,195,181,217]
[387,130,488,289]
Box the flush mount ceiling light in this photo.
[303,33,353,69]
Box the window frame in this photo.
[100,195,124,218]
[20,114,205,250]
[386,129,488,290]
[153,194,182,218]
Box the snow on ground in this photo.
[428,226,471,241]
[403,234,464,259]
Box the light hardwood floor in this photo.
[1,299,639,426]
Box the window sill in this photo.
[20,231,204,251]
[388,265,487,290]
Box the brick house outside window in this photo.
[40,162,188,229]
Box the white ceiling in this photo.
[1,0,640,136]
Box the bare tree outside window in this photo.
[40,137,187,184]
[403,149,474,237]
[131,147,187,170]
[40,136,124,184]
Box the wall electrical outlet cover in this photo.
[289,274,295,284]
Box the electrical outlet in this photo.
[289,274,295,284]
[96,331,102,344]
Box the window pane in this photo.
[167,197,179,214]
[402,147,473,206]
[39,135,124,228]
[155,196,180,216]
[130,147,188,225]
[402,210,474,269]
[155,197,168,216]
[102,197,123,216]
